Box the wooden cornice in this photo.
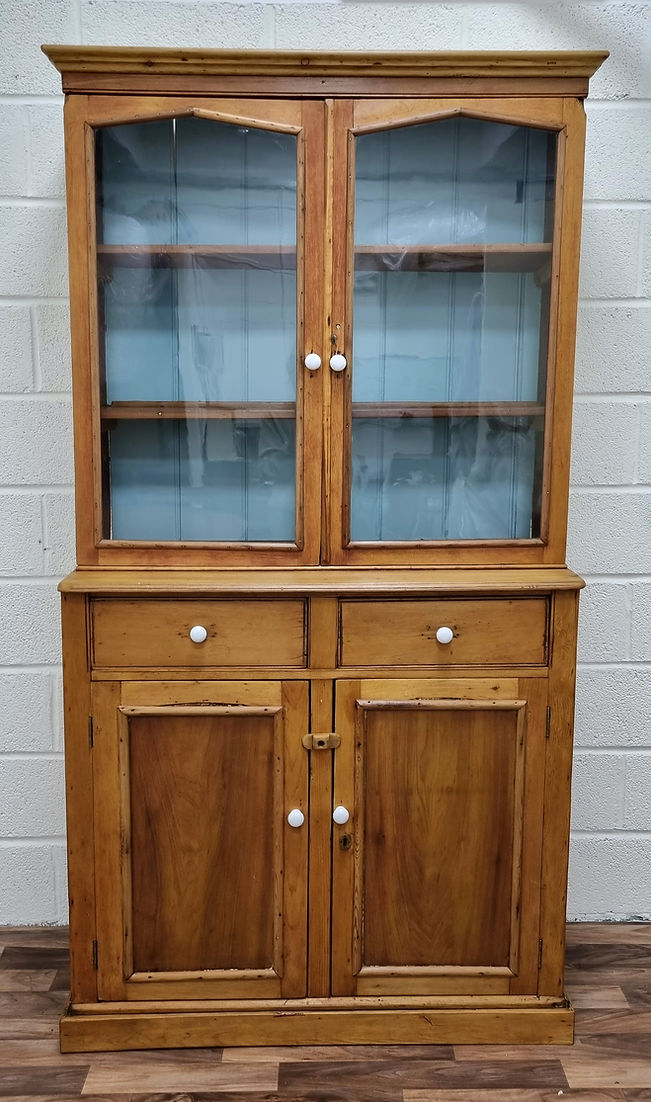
[42,46,608,82]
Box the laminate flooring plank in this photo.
[566,945,651,971]
[567,926,651,945]
[49,970,70,992]
[622,985,651,1008]
[576,1009,651,1033]
[0,948,70,972]
[0,1067,88,1097]
[2,1096,278,1102]
[82,1058,278,1094]
[0,1018,58,1040]
[0,992,68,1019]
[222,1044,454,1062]
[405,1091,627,1101]
[89,1048,224,1067]
[277,1058,568,1094]
[0,1041,92,1066]
[453,1044,577,1061]
[575,1036,651,1059]
[562,1051,651,1089]
[0,971,57,992]
[0,929,70,949]
[568,986,629,1008]
[568,971,651,989]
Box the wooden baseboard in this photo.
[60,1004,574,1051]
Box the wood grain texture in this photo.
[91,680,308,1000]
[59,566,585,595]
[60,595,97,1005]
[339,598,549,667]
[331,679,547,999]
[91,598,307,668]
[361,702,522,969]
[307,679,334,997]
[128,710,278,972]
[538,590,581,996]
[42,47,609,81]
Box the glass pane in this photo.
[109,419,295,542]
[95,117,297,543]
[352,116,555,542]
[351,416,539,541]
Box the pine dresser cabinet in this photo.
[43,46,607,1052]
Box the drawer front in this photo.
[339,598,549,667]
[92,599,307,668]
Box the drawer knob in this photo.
[333,805,350,825]
[435,626,454,645]
[330,353,347,372]
[287,808,305,828]
[304,352,322,371]
[189,625,208,644]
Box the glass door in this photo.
[329,100,562,564]
[86,99,323,564]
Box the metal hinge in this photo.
[538,938,543,970]
[92,939,98,970]
[545,707,551,739]
[302,732,341,750]
[88,715,94,749]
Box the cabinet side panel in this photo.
[61,593,97,1002]
[64,97,100,564]
[539,588,580,994]
[543,99,587,563]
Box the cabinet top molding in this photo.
[42,46,608,81]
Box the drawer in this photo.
[91,599,307,668]
[339,598,549,667]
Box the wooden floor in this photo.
[1,924,651,1099]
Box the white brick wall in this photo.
[0,0,649,924]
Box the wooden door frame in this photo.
[91,678,309,1000]
[326,95,584,566]
[64,93,325,567]
[331,676,548,997]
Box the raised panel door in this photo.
[328,97,574,565]
[92,679,309,1000]
[331,677,547,996]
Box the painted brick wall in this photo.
[0,0,649,924]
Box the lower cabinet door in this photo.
[331,678,547,997]
[91,680,309,1001]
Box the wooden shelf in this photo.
[354,243,552,274]
[101,401,543,422]
[97,243,551,276]
[97,244,296,271]
[352,401,545,419]
[101,401,296,421]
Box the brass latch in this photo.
[302,732,341,750]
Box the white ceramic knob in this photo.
[333,805,350,825]
[287,808,305,828]
[189,625,208,644]
[435,626,454,645]
[329,353,347,372]
[304,352,322,371]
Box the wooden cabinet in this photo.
[45,46,607,1051]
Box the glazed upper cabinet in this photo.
[60,81,589,566]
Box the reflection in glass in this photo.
[109,419,295,542]
[95,118,297,542]
[351,117,555,542]
[351,416,539,541]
